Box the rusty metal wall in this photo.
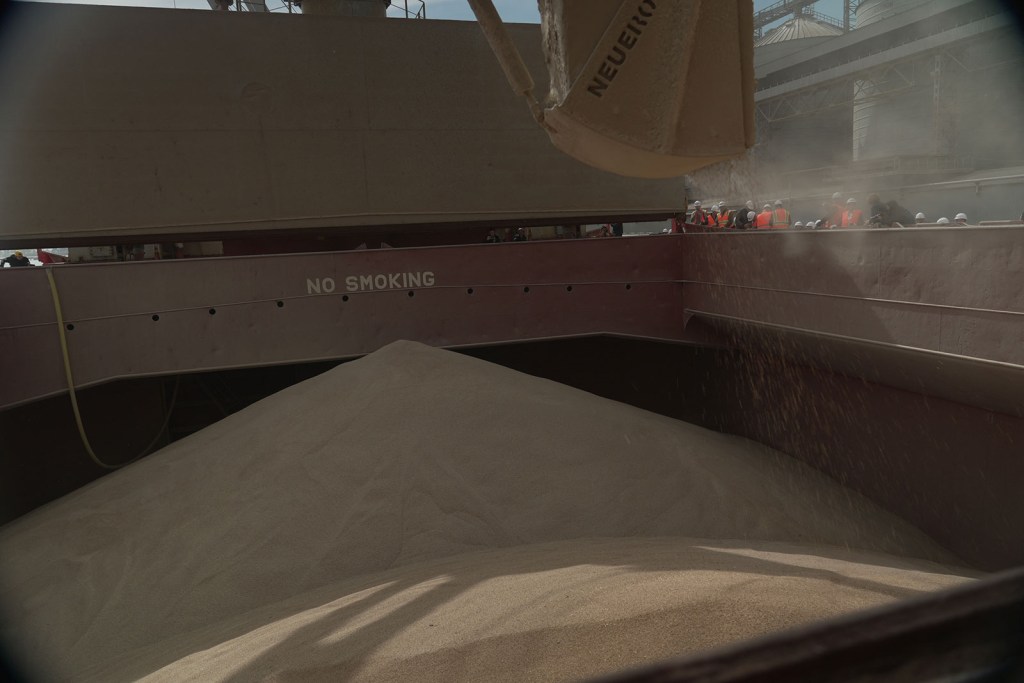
[0,236,687,411]
[679,226,1024,366]
[3,227,1021,412]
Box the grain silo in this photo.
[851,0,944,161]
[754,11,848,175]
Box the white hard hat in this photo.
[774,199,783,206]
[693,200,701,207]
[846,198,857,204]
[711,204,719,211]
[955,213,967,221]
[814,220,823,228]
[747,211,756,220]
[915,212,925,220]
[832,192,842,201]
[936,217,950,225]
[794,221,804,228]
[746,200,754,210]
[763,204,771,210]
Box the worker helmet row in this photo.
[694,196,970,225]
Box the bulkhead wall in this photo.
[0,2,686,246]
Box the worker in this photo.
[707,204,720,227]
[769,199,790,229]
[689,200,708,226]
[816,201,834,228]
[830,192,845,227]
[954,213,968,226]
[670,212,687,233]
[841,198,863,227]
[915,212,927,224]
[732,201,754,229]
[2,250,32,267]
[485,229,502,243]
[885,200,915,227]
[717,204,732,228]
[755,204,773,229]
[936,217,950,225]
[867,193,887,226]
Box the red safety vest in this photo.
[755,211,773,229]
[770,208,790,229]
[842,209,863,227]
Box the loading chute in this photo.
[468,0,755,178]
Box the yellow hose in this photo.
[46,267,177,470]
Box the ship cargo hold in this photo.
[1,1,1023,680]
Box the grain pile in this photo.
[0,341,973,682]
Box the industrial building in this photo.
[749,0,1024,222]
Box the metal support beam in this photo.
[757,58,920,123]
[752,0,819,31]
[756,13,1013,103]
[206,0,267,11]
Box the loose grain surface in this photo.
[0,341,975,682]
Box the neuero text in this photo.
[306,271,436,295]
[587,0,655,98]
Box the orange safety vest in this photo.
[770,207,790,229]
[718,210,731,227]
[841,209,863,227]
[755,211,773,229]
